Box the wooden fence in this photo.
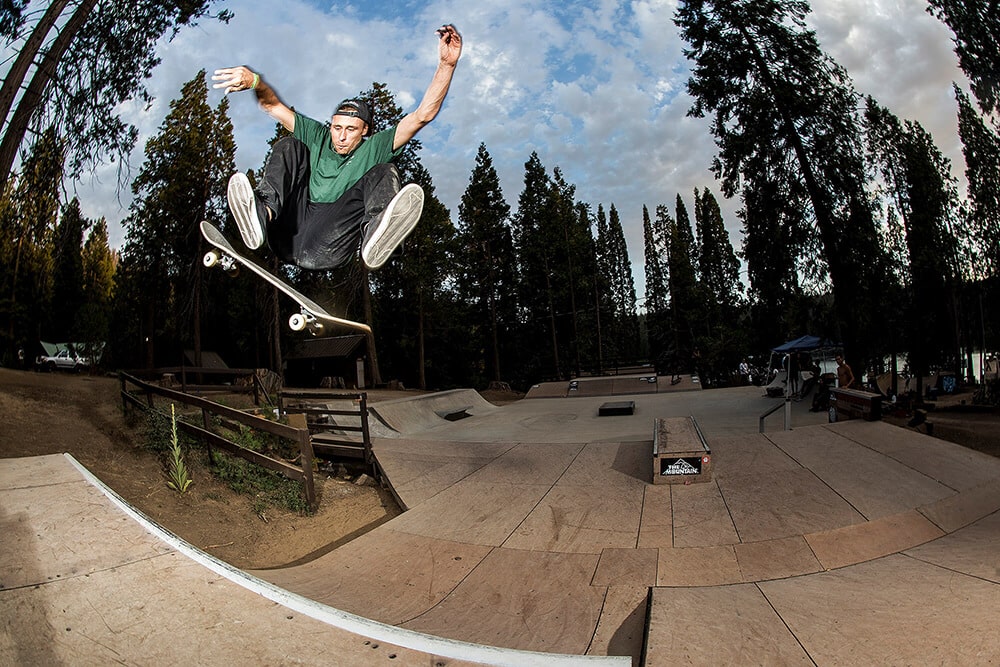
[119,372,316,511]
[278,390,373,467]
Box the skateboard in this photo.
[200,221,371,336]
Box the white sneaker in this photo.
[227,172,265,250]
[361,183,424,269]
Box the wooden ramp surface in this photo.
[254,420,1000,662]
[0,454,626,666]
[7,402,1000,664]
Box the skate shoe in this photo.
[361,183,424,269]
[227,172,267,250]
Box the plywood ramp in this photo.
[9,394,1000,665]
[0,454,628,666]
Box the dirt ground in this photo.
[1,367,996,572]
[0,368,414,569]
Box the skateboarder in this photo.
[212,24,462,271]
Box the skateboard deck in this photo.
[200,221,371,335]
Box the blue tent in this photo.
[772,335,837,353]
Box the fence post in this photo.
[120,374,128,416]
[359,392,372,468]
[286,413,316,512]
[201,406,214,463]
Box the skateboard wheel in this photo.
[203,250,220,268]
[289,313,307,331]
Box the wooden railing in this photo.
[123,367,272,405]
[119,372,316,511]
[278,390,373,467]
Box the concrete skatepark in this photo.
[3,376,1000,665]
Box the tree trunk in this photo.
[417,285,426,390]
[0,0,71,132]
[362,269,381,386]
[0,0,97,190]
[738,22,864,358]
[544,259,560,378]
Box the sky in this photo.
[59,0,967,297]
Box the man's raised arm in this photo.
[212,66,296,132]
[394,24,463,150]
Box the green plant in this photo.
[166,404,193,494]
[211,450,310,515]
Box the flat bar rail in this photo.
[119,372,316,510]
[758,397,792,433]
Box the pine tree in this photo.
[372,163,459,389]
[676,0,884,364]
[1,127,64,360]
[606,204,640,362]
[116,71,235,368]
[668,197,699,372]
[78,219,116,363]
[927,0,1000,115]
[513,152,559,378]
[694,188,744,381]
[955,85,1000,280]
[0,1,233,189]
[865,98,963,385]
[643,203,670,371]
[457,144,514,385]
[48,198,90,341]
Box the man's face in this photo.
[330,115,367,155]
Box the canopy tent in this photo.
[771,335,837,353]
[765,335,840,398]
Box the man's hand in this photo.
[212,66,257,94]
[436,24,462,67]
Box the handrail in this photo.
[759,397,792,433]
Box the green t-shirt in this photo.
[292,111,401,203]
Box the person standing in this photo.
[836,355,855,389]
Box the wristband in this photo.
[251,73,260,90]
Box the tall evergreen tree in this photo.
[955,85,1000,279]
[676,0,884,364]
[513,152,560,378]
[667,199,699,371]
[550,167,592,376]
[695,188,741,314]
[48,198,90,341]
[0,1,232,189]
[606,204,640,362]
[642,203,670,371]
[457,143,514,385]
[372,163,459,389]
[593,204,613,369]
[0,127,63,359]
[78,218,116,363]
[865,98,963,384]
[116,71,235,367]
[694,188,744,380]
[927,0,1000,114]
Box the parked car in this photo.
[36,348,90,372]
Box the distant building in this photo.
[284,335,369,389]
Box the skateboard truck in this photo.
[203,249,239,276]
[288,309,325,335]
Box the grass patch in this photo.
[211,450,311,516]
[138,403,310,516]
